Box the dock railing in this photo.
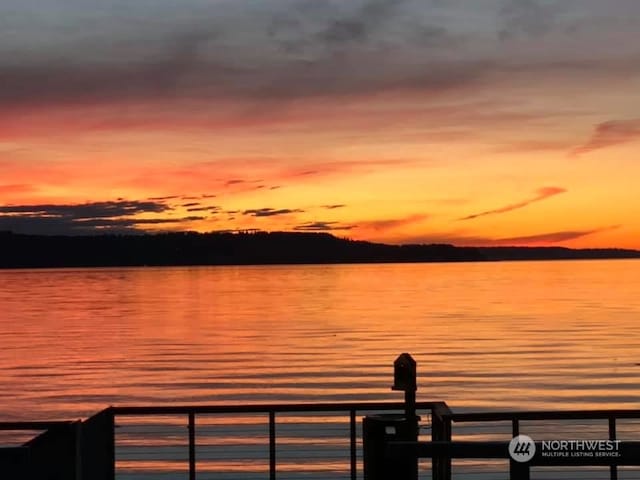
[109,400,441,480]
[4,403,640,479]
[387,408,640,480]
[3,351,640,480]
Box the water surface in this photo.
[1,260,639,421]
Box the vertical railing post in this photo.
[80,407,115,480]
[512,419,519,437]
[350,409,357,480]
[75,420,82,480]
[609,417,618,480]
[431,403,452,480]
[509,460,530,480]
[188,412,196,480]
[269,411,276,480]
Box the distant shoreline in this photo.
[1,230,639,269]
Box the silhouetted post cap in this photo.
[391,353,417,392]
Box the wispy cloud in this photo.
[242,207,304,217]
[498,0,558,41]
[571,119,640,156]
[293,221,355,232]
[0,200,170,218]
[397,225,618,247]
[356,213,428,231]
[0,199,201,235]
[186,206,217,213]
[460,187,566,221]
[494,225,620,245]
[322,204,346,210]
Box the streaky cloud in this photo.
[460,186,566,221]
[0,199,202,235]
[0,200,170,218]
[356,213,428,231]
[293,221,354,232]
[571,119,640,156]
[322,204,346,210]
[494,225,620,245]
[398,225,619,247]
[242,207,304,217]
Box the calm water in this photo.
[1,260,640,421]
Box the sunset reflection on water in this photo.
[1,260,639,422]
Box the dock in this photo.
[2,354,639,479]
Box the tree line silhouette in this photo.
[0,230,638,268]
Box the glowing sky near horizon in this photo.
[1,0,639,247]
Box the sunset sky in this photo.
[1,0,639,247]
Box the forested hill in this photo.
[0,231,638,268]
[0,231,483,268]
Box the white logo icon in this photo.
[509,435,536,462]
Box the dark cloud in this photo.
[0,34,224,109]
[268,0,439,54]
[0,0,480,111]
[186,206,212,212]
[571,119,640,156]
[242,207,304,217]
[180,193,216,200]
[0,199,200,235]
[293,221,355,231]
[0,0,638,115]
[317,0,407,46]
[72,216,204,227]
[149,195,181,201]
[0,214,202,235]
[182,202,200,207]
[460,187,566,221]
[498,0,558,40]
[322,204,346,209]
[0,200,169,218]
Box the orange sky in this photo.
[1,0,639,248]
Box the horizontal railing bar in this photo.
[0,421,75,430]
[111,401,444,416]
[450,410,640,422]
[389,440,509,459]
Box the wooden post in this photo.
[431,404,452,480]
[81,408,115,480]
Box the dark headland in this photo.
[0,230,639,269]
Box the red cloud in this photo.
[493,226,619,245]
[398,225,618,247]
[356,214,428,232]
[460,187,566,221]
[571,119,640,156]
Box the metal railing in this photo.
[3,404,640,479]
[111,401,443,480]
[388,408,640,480]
